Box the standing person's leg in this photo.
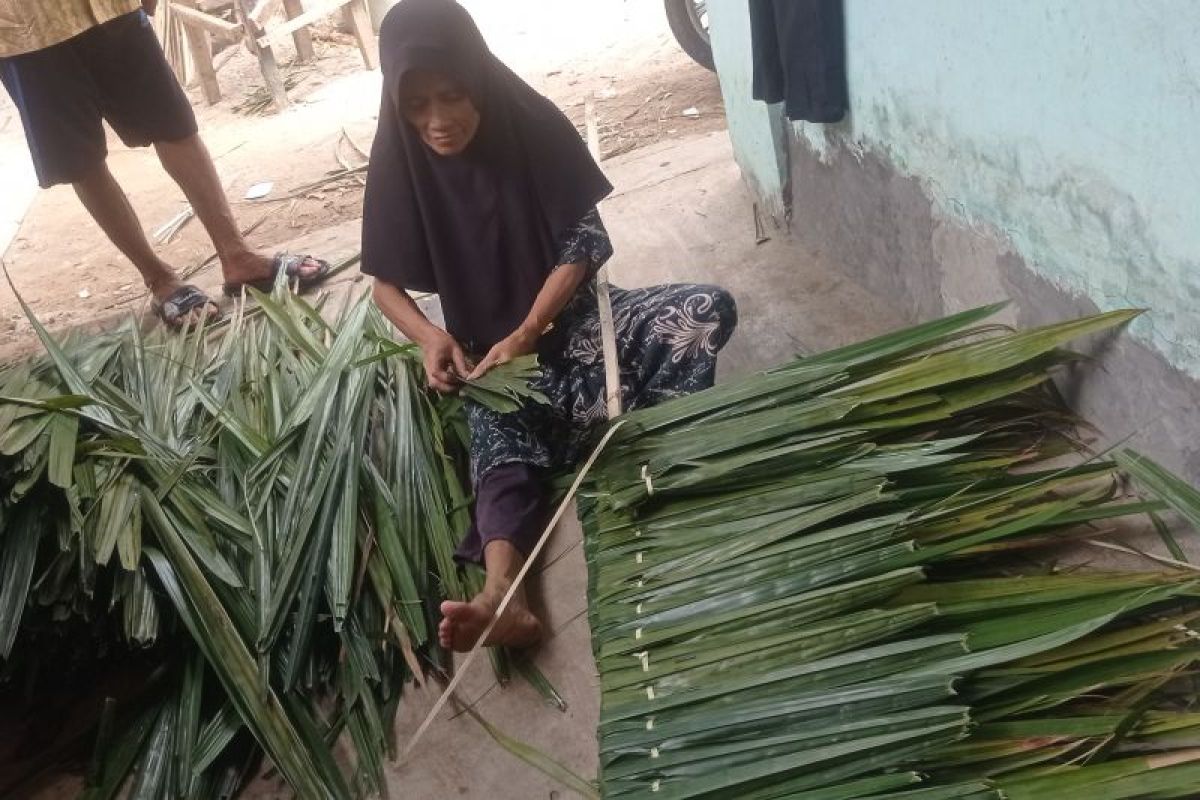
[0,32,215,324]
[72,160,215,319]
[82,11,326,293]
[154,134,325,288]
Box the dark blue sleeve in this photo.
[554,207,613,278]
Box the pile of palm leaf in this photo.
[578,304,1200,799]
[6,290,1200,799]
[0,286,507,798]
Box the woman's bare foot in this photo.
[438,589,543,652]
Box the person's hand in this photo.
[142,0,159,16]
[420,330,470,393]
[466,327,538,381]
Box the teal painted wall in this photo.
[712,0,1200,378]
[708,0,788,222]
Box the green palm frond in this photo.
[578,304,1200,799]
[2,293,1198,799]
[0,285,534,797]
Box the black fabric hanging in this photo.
[750,0,849,123]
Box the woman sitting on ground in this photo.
[362,0,737,652]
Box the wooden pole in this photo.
[342,0,380,70]
[178,1,222,105]
[585,98,623,419]
[281,0,316,63]
[234,0,289,111]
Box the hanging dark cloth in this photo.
[361,0,613,353]
[749,0,849,123]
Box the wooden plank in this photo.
[233,0,290,110]
[282,0,315,63]
[342,0,378,71]
[584,98,623,418]
[181,10,222,104]
[247,0,283,24]
[256,0,349,47]
[169,2,243,37]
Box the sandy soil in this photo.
[0,0,724,361]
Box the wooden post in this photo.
[234,0,289,111]
[281,0,315,63]
[179,1,222,104]
[256,45,289,110]
[342,0,379,70]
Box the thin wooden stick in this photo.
[585,98,624,418]
[402,419,627,760]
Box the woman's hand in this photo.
[369,280,469,391]
[464,262,585,380]
[421,330,470,392]
[466,327,539,380]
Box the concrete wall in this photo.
[710,0,1200,482]
[707,0,789,223]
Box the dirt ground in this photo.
[0,0,724,361]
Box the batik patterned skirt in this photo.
[455,283,737,563]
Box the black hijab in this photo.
[361,0,613,353]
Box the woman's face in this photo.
[399,69,480,156]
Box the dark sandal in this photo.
[221,252,332,297]
[151,284,221,328]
